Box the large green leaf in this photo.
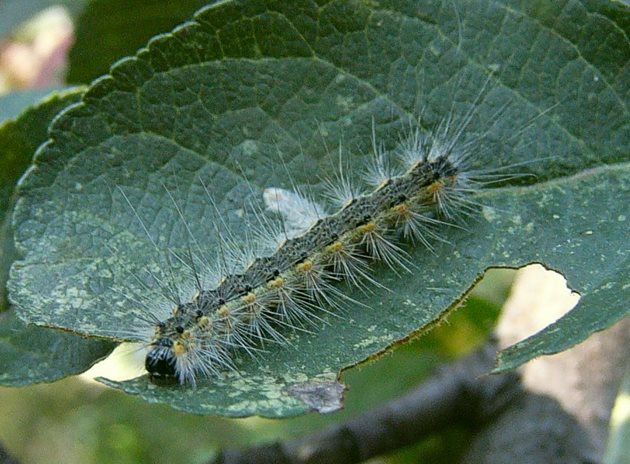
[7,0,629,415]
[0,88,115,386]
[67,0,212,84]
[0,88,84,307]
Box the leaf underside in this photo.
[7,0,629,415]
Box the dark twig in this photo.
[211,341,521,464]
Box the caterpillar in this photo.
[117,78,528,386]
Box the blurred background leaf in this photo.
[66,0,211,84]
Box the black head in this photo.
[145,340,178,385]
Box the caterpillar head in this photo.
[145,338,178,384]
[145,317,204,385]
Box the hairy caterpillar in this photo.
[112,77,534,386]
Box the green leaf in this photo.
[0,0,87,37]
[67,0,212,84]
[8,0,630,415]
[0,88,83,305]
[0,88,115,386]
[495,258,629,373]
